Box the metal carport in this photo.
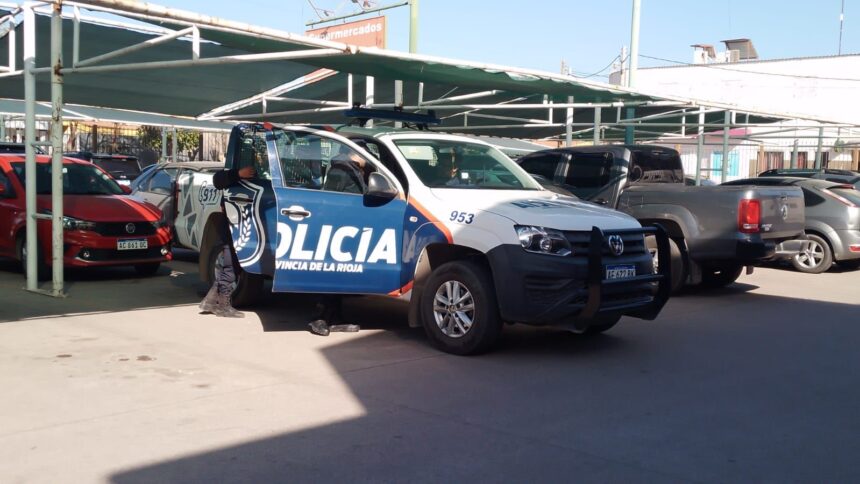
[0,0,855,296]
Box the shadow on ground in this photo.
[109,287,860,483]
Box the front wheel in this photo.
[420,261,502,355]
[581,315,622,335]
[134,263,161,277]
[792,234,833,274]
[16,234,49,282]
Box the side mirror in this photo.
[120,185,132,194]
[366,172,398,200]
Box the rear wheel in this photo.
[701,264,743,288]
[16,233,49,281]
[205,244,263,307]
[792,234,833,274]
[420,260,502,355]
[645,235,685,293]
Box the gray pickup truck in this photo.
[518,145,806,291]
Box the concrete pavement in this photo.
[0,258,859,483]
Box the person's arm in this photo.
[212,166,255,189]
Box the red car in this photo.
[0,154,172,279]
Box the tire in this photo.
[420,260,502,355]
[701,264,744,288]
[582,315,622,335]
[134,263,161,277]
[16,233,50,282]
[205,244,263,307]
[792,234,833,274]
[645,235,685,294]
[838,259,860,271]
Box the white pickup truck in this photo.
[171,122,671,354]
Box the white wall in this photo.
[612,55,860,125]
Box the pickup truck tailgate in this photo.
[750,186,805,241]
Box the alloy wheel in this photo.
[432,280,475,338]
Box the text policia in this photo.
[274,223,398,273]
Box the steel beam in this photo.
[49,2,64,296]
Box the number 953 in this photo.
[449,211,474,224]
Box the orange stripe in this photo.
[387,280,414,297]
[409,198,453,244]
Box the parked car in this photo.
[0,154,172,279]
[518,145,807,292]
[170,123,672,354]
[723,177,860,273]
[64,151,143,186]
[759,168,860,189]
[0,142,46,154]
[130,161,224,223]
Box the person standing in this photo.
[199,165,256,318]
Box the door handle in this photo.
[281,206,312,220]
[226,195,253,204]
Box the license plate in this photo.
[606,264,636,280]
[117,239,148,250]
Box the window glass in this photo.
[831,188,860,206]
[391,139,540,190]
[801,188,826,207]
[0,169,15,198]
[236,131,271,180]
[563,152,615,198]
[147,168,177,193]
[351,138,409,194]
[629,149,684,184]
[274,130,375,195]
[92,157,141,178]
[520,154,560,180]
[12,162,123,195]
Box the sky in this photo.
[122,0,857,79]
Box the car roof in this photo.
[521,144,679,158]
[0,154,93,165]
[156,160,224,170]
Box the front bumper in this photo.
[487,225,670,328]
[38,225,173,267]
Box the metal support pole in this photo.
[171,126,177,162]
[49,2,65,296]
[0,115,5,141]
[721,110,731,183]
[161,127,167,161]
[565,96,574,147]
[366,76,375,128]
[23,3,37,292]
[624,107,635,144]
[72,5,80,66]
[394,80,403,128]
[815,126,825,170]
[791,139,799,169]
[680,110,686,137]
[628,0,641,88]
[695,107,705,185]
[593,107,602,145]
[409,0,419,53]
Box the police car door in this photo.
[268,128,407,294]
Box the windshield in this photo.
[93,157,141,178]
[392,139,541,190]
[12,162,124,195]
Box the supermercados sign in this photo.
[305,16,387,48]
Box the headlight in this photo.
[515,225,572,257]
[62,216,96,231]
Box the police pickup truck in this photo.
[173,122,671,354]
